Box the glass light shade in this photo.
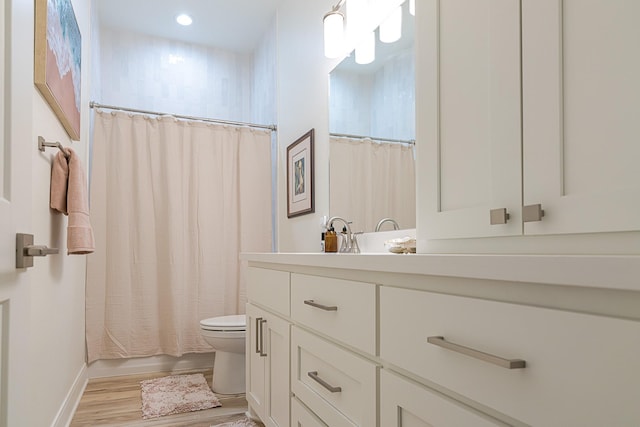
[355,31,375,65]
[324,11,345,58]
[379,6,402,43]
[410,0,415,16]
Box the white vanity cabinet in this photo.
[246,268,291,427]
[417,0,640,240]
[244,253,639,427]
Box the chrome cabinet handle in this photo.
[255,317,263,354]
[303,300,338,311]
[427,336,526,369]
[259,319,267,357]
[307,371,342,393]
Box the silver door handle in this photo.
[427,336,526,369]
[259,319,267,357]
[307,371,342,393]
[16,233,59,268]
[25,245,59,256]
[304,300,338,311]
[255,317,263,354]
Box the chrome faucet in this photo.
[326,216,360,253]
[375,218,400,232]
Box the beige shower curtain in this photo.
[86,111,272,362]
[330,136,416,233]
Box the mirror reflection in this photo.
[329,3,415,233]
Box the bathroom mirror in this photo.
[329,3,415,233]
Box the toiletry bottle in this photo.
[325,227,337,252]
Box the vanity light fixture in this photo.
[324,0,346,58]
[176,14,193,26]
[379,5,402,43]
[355,30,375,65]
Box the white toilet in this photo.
[199,314,246,394]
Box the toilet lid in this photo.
[200,314,246,331]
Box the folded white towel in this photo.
[50,148,95,254]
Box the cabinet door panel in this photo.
[246,304,267,420]
[522,0,640,234]
[264,313,290,427]
[246,303,290,427]
[418,0,522,239]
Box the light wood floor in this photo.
[70,369,264,427]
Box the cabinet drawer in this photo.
[291,397,328,427]
[380,286,640,426]
[292,326,377,427]
[291,273,376,354]
[381,369,505,426]
[247,267,290,317]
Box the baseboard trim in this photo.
[51,363,88,427]
[87,353,215,379]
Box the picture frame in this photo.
[287,129,315,218]
[34,0,82,141]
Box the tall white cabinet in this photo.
[521,0,640,235]
[417,0,640,242]
[419,0,523,239]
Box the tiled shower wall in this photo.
[97,24,276,126]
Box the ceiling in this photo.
[95,0,283,52]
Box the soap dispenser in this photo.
[324,226,337,253]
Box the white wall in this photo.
[4,0,92,425]
[276,0,341,252]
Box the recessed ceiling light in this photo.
[176,14,193,26]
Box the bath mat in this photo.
[211,416,260,427]
[140,373,221,419]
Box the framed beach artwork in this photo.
[287,129,315,218]
[35,0,82,140]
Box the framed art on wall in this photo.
[35,0,82,140]
[287,129,315,218]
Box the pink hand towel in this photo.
[50,147,95,254]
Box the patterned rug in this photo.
[211,416,260,427]
[140,373,221,419]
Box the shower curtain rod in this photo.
[89,102,277,131]
[330,132,415,145]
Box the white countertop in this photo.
[241,252,640,292]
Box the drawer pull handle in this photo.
[304,300,338,311]
[427,336,526,369]
[308,371,342,393]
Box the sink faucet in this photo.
[326,216,359,253]
[375,218,400,232]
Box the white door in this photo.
[418,0,523,240]
[0,0,32,424]
[522,0,640,235]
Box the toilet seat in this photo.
[200,314,246,332]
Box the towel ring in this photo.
[38,136,69,159]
